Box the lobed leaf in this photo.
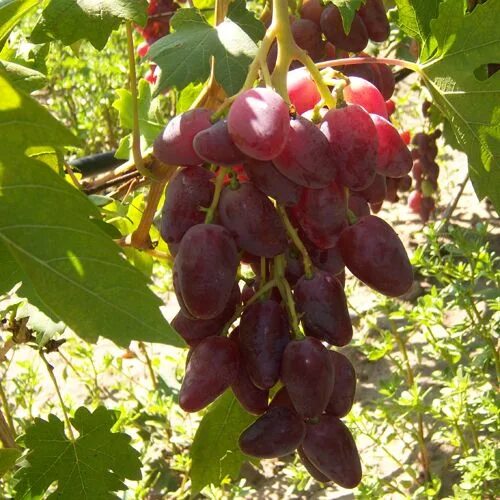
[0,151,183,347]
[14,407,142,499]
[30,0,148,50]
[148,8,257,96]
[0,0,38,49]
[416,0,500,209]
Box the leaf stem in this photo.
[138,342,158,390]
[391,322,431,482]
[296,51,336,108]
[274,255,303,338]
[126,22,149,179]
[130,178,167,249]
[316,56,420,73]
[205,167,227,224]
[0,381,15,438]
[40,351,76,442]
[0,409,16,448]
[276,204,313,278]
[222,279,278,335]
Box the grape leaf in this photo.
[416,0,500,209]
[328,0,365,33]
[394,0,441,58]
[0,0,39,49]
[227,0,265,44]
[113,79,163,160]
[0,449,21,478]
[14,406,141,499]
[0,59,47,92]
[0,70,80,155]
[148,8,257,96]
[0,152,183,348]
[190,391,255,494]
[30,0,148,50]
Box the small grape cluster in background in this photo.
[135,0,179,84]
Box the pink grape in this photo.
[287,68,321,114]
[228,88,290,161]
[154,108,212,166]
[343,76,388,118]
[370,114,413,177]
[273,116,337,188]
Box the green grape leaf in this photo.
[14,406,142,499]
[30,0,148,50]
[394,0,441,58]
[148,8,257,96]
[0,59,47,92]
[329,0,366,33]
[227,0,265,44]
[0,0,39,49]
[0,152,184,348]
[176,82,205,114]
[190,391,255,494]
[0,449,21,478]
[416,0,500,209]
[0,70,80,155]
[112,79,163,160]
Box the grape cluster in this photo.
[301,0,390,53]
[155,72,413,487]
[407,129,441,222]
[135,0,178,84]
[268,0,395,105]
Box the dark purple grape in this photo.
[371,114,413,177]
[230,327,269,415]
[398,175,412,192]
[348,194,370,217]
[179,336,239,412]
[154,108,212,166]
[372,63,395,100]
[302,415,362,488]
[291,19,325,61]
[160,166,214,253]
[338,215,413,296]
[358,173,386,204]
[273,116,337,189]
[294,271,352,346]
[300,0,322,25]
[193,120,246,166]
[239,406,306,458]
[298,447,331,482]
[320,105,377,191]
[172,284,241,347]
[269,387,296,411]
[320,6,368,53]
[239,300,290,389]
[385,177,400,202]
[291,182,347,249]
[307,244,345,277]
[326,351,356,417]
[285,247,304,286]
[358,0,390,42]
[174,224,239,319]
[228,88,290,161]
[281,337,335,419]
[219,182,287,257]
[243,159,303,206]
